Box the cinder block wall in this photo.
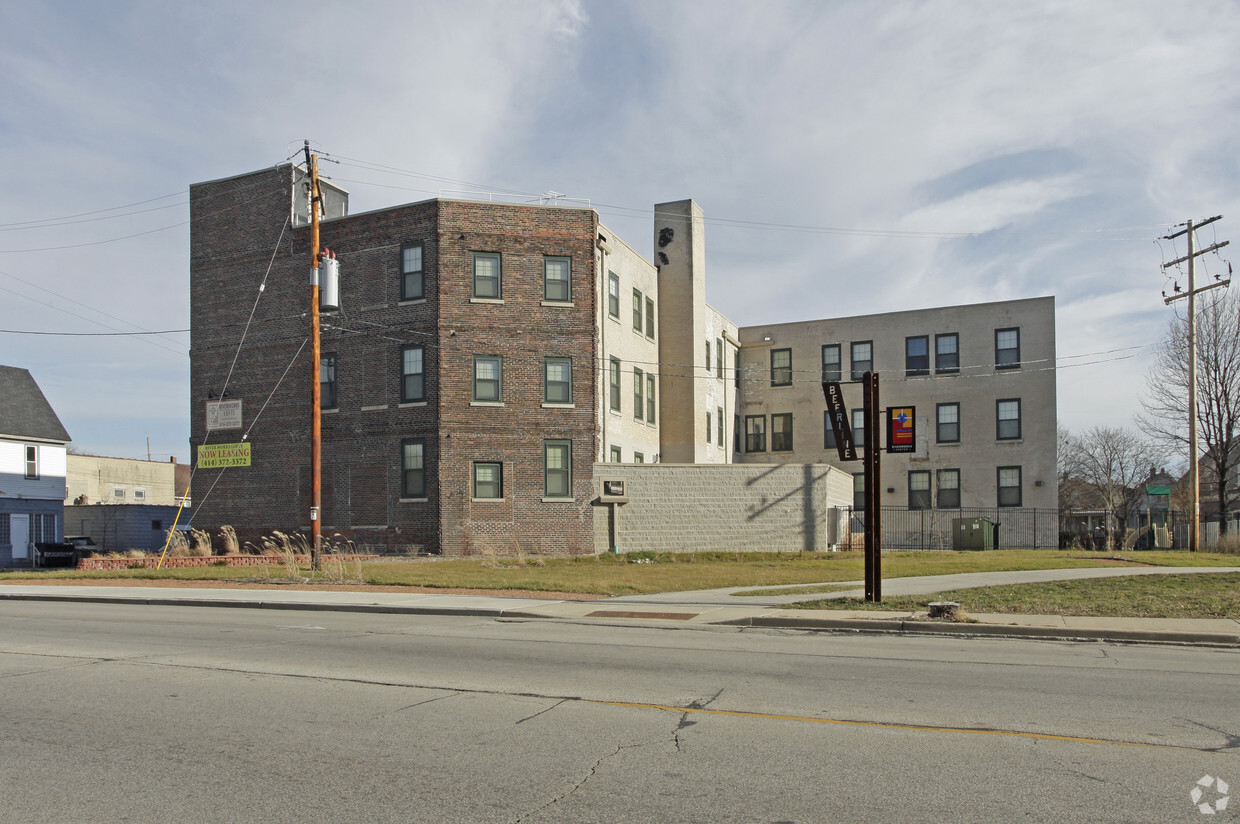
[592,463,852,554]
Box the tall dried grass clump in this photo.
[220,525,241,555]
[163,528,190,557]
[1216,532,1240,555]
[259,531,305,579]
[188,529,213,557]
[321,535,363,583]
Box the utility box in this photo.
[952,517,998,550]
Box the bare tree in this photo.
[1060,426,1164,547]
[1138,288,1240,533]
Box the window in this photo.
[544,440,572,498]
[772,413,793,451]
[633,452,644,464]
[401,243,424,300]
[544,358,572,404]
[31,514,56,544]
[0,514,9,545]
[607,272,620,318]
[996,328,1020,369]
[610,445,622,463]
[472,252,501,299]
[905,336,929,377]
[822,344,841,382]
[997,398,1021,440]
[633,367,644,420]
[402,439,425,498]
[717,406,724,447]
[852,409,865,448]
[936,402,960,443]
[473,355,502,402]
[998,466,1022,507]
[134,489,146,501]
[937,469,961,509]
[321,353,337,409]
[851,341,872,380]
[24,445,38,479]
[824,410,837,449]
[647,374,656,423]
[609,358,621,411]
[745,415,767,452]
[401,345,425,402]
[734,414,742,453]
[473,462,503,499]
[853,473,865,510]
[716,338,724,379]
[706,412,712,444]
[771,348,792,386]
[908,471,931,510]
[936,333,959,373]
[113,487,126,499]
[633,288,644,331]
[544,256,570,302]
[706,340,712,372]
[646,297,655,338]
[734,350,741,389]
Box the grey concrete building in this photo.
[735,297,1057,513]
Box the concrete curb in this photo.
[3,589,1237,647]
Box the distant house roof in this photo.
[0,365,71,443]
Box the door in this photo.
[11,514,29,561]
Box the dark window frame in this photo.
[936,402,960,444]
[850,340,873,381]
[544,357,572,404]
[997,398,1022,440]
[609,357,621,411]
[401,344,425,403]
[908,470,931,510]
[771,348,792,386]
[401,438,426,498]
[543,256,571,303]
[633,367,644,421]
[401,242,424,301]
[821,344,841,382]
[996,327,1021,370]
[473,355,502,402]
[905,335,929,377]
[544,439,572,498]
[937,468,961,509]
[472,461,503,499]
[745,415,767,453]
[998,466,1022,507]
[771,412,794,452]
[935,333,959,373]
[472,251,501,299]
[607,272,620,318]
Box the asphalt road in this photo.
[1,601,1236,823]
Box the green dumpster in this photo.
[952,517,999,550]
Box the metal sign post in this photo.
[863,372,881,602]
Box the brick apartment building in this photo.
[190,160,1058,555]
[189,165,732,555]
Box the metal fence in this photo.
[833,507,1061,551]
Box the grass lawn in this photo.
[0,549,1235,598]
[787,572,1240,620]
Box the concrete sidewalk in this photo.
[1,566,1238,647]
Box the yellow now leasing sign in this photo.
[197,442,251,468]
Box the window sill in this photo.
[398,498,429,503]
[470,401,505,407]
[472,498,506,503]
[470,297,504,305]
[997,438,1023,444]
[541,497,575,503]
[607,314,621,324]
[936,441,961,447]
[360,404,389,412]
[541,300,575,308]
[322,407,339,414]
[542,403,576,409]
[399,401,428,408]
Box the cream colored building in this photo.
[596,199,739,466]
[66,455,187,507]
[735,297,1057,511]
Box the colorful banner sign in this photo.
[197,442,251,468]
[887,406,915,454]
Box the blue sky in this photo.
[2,0,1238,463]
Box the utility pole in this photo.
[1163,215,1230,552]
[304,141,323,570]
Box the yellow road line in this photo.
[594,700,1163,749]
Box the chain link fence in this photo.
[834,506,1060,550]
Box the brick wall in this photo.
[190,167,601,556]
[591,463,852,554]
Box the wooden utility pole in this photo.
[304,141,323,570]
[1163,215,1229,552]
